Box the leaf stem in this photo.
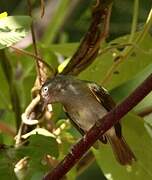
[0,121,16,137]
[129,0,139,43]
[40,0,45,18]
[11,46,54,74]
[27,0,40,83]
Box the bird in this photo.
[40,74,136,165]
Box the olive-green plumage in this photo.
[41,75,136,165]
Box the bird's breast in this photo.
[64,99,107,132]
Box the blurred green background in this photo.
[0,0,152,180]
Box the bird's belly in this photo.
[67,105,107,132]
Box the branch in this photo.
[15,1,55,145]
[27,0,48,85]
[61,0,113,75]
[0,122,16,137]
[40,0,45,18]
[11,46,55,75]
[44,72,152,180]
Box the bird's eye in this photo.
[42,86,48,93]
[41,86,49,99]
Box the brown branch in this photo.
[28,0,39,56]
[15,1,55,145]
[11,46,55,75]
[27,0,47,85]
[61,0,113,75]
[44,73,152,180]
[0,122,16,137]
[40,0,45,18]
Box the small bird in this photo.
[40,75,136,165]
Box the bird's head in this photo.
[41,75,78,104]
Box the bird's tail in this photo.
[106,134,136,165]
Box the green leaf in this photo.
[38,45,59,69]
[6,49,36,109]
[67,167,76,180]
[0,16,31,49]
[41,42,79,57]
[0,110,16,145]
[144,123,152,139]
[15,134,59,179]
[18,75,35,109]
[0,150,17,180]
[93,113,152,180]
[42,0,71,44]
[110,62,152,112]
[17,134,59,159]
[0,63,10,109]
[79,33,152,90]
[30,171,44,180]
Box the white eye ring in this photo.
[42,86,48,93]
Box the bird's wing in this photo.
[88,82,121,138]
[88,83,115,110]
[64,106,107,144]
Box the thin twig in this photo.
[40,0,45,18]
[44,72,152,180]
[98,43,133,56]
[0,122,16,137]
[15,1,53,145]
[129,0,139,43]
[15,0,42,144]
[11,46,55,74]
[27,0,43,85]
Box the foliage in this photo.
[0,15,31,49]
[0,1,152,180]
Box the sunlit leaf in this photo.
[0,16,31,49]
[79,33,152,90]
[58,58,70,73]
[0,12,8,19]
[21,128,56,139]
[41,42,79,57]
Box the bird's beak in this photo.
[41,98,49,111]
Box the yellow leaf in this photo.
[58,58,70,73]
[0,12,8,19]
